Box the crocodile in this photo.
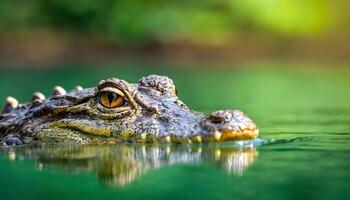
[0,75,258,145]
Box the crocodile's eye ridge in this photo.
[139,75,176,94]
[100,91,125,108]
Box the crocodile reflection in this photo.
[3,144,258,186]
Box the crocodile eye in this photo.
[100,91,125,108]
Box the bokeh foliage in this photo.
[0,0,347,44]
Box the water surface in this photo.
[0,63,349,200]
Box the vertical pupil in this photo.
[107,92,116,106]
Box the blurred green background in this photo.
[1,2,350,200]
[0,0,349,66]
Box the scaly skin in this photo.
[0,75,258,145]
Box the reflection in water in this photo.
[2,142,260,186]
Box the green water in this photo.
[0,63,349,200]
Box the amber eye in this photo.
[100,91,125,108]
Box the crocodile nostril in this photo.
[209,115,225,124]
[210,110,231,124]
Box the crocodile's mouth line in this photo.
[48,121,112,137]
[47,122,259,144]
[218,129,259,141]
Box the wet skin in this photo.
[0,75,258,145]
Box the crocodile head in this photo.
[1,75,258,144]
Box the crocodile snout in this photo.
[202,110,259,141]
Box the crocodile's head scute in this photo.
[1,75,258,144]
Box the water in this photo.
[0,63,349,200]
